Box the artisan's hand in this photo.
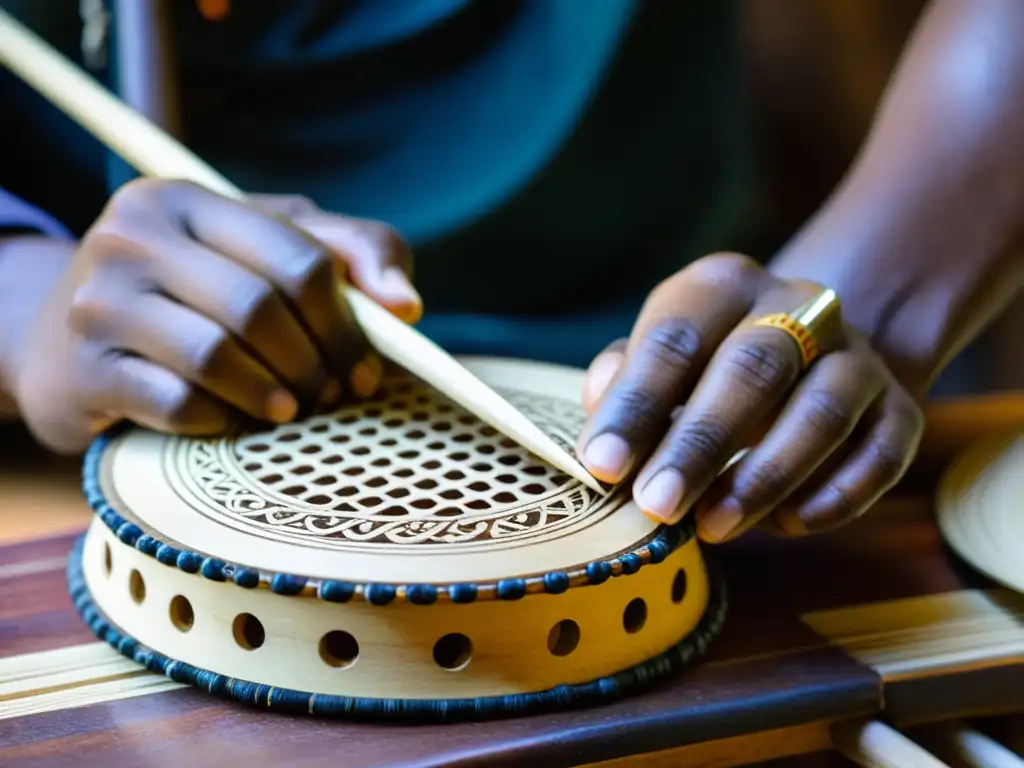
[11,180,419,453]
[577,253,924,542]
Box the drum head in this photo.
[937,427,1024,595]
[90,357,660,587]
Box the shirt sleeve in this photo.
[0,186,73,239]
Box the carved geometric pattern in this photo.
[162,372,613,552]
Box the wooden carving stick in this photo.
[0,8,604,493]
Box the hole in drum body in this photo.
[103,543,112,576]
[433,633,472,670]
[623,598,647,633]
[320,631,359,668]
[170,595,194,632]
[547,619,580,656]
[128,570,146,604]
[671,570,687,603]
[233,613,266,650]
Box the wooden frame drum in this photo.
[69,357,726,721]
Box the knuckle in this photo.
[638,317,703,369]
[275,236,334,296]
[106,177,188,216]
[605,386,667,436]
[689,251,763,286]
[79,228,143,268]
[669,417,733,470]
[110,355,191,423]
[184,326,230,377]
[105,178,156,213]
[294,247,336,298]
[815,483,858,522]
[67,290,114,338]
[868,440,909,485]
[735,459,792,506]
[350,219,413,272]
[268,194,319,218]
[724,341,797,394]
[803,389,857,439]
[362,220,407,253]
[225,276,278,334]
[154,382,193,426]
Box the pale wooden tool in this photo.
[0,7,603,494]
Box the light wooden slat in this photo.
[0,642,184,720]
[0,676,184,720]
[0,556,68,581]
[802,589,1024,680]
[0,642,124,686]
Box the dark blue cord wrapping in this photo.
[82,424,697,606]
[66,535,728,723]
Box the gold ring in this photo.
[752,288,841,369]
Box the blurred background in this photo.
[2,0,1018,394]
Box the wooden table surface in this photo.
[2,394,1023,768]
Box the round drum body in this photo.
[70,357,727,721]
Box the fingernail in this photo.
[266,389,299,423]
[319,378,342,408]
[379,267,422,320]
[350,353,382,398]
[697,497,746,542]
[636,469,685,522]
[582,433,632,483]
[584,352,623,407]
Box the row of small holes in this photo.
[104,543,688,671]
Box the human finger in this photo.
[152,181,376,397]
[80,222,334,408]
[692,348,887,542]
[72,287,298,425]
[631,304,818,524]
[773,386,924,535]
[246,193,322,219]
[577,254,764,484]
[294,214,422,324]
[581,338,626,413]
[89,353,235,436]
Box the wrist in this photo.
[0,234,77,417]
[768,210,1024,396]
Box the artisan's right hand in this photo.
[11,179,419,454]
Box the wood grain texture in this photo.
[0,647,877,767]
[0,521,883,766]
[1,394,1020,766]
[575,721,837,768]
[0,493,960,766]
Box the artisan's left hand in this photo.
[577,253,925,543]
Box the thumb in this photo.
[294,214,422,324]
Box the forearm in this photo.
[769,0,1024,393]
[0,235,76,418]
